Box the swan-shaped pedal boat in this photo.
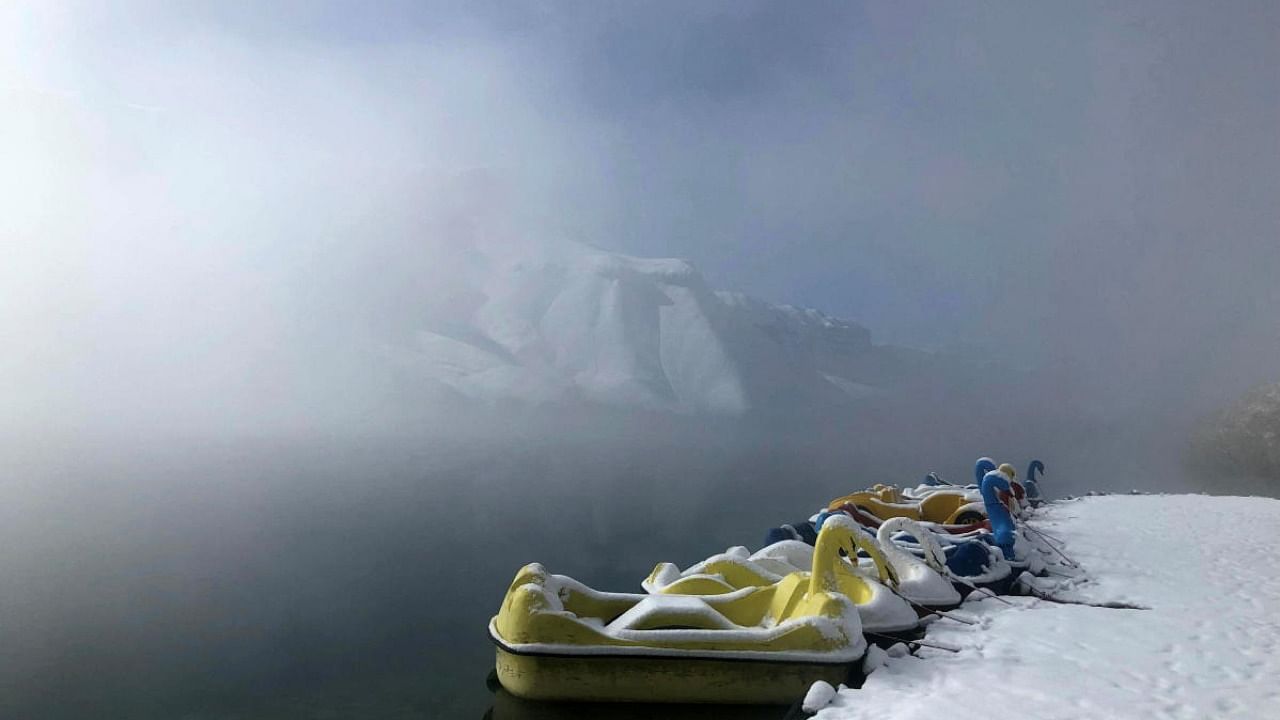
[822,510,1016,598]
[889,467,1043,593]
[826,459,1004,525]
[902,458,1030,507]
[1024,459,1045,506]
[874,517,963,610]
[645,515,920,637]
[763,458,1019,545]
[975,468,1047,577]
[699,518,964,615]
[489,519,876,704]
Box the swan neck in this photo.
[974,460,995,484]
[809,528,842,596]
[980,476,1013,522]
[881,518,946,572]
[876,524,914,572]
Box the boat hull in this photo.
[953,573,1016,598]
[493,645,857,704]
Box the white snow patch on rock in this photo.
[802,680,838,713]
[861,644,890,675]
[884,642,911,659]
[394,237,919,414]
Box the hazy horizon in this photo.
[4,1,1278,441]
[2,2,1278,717]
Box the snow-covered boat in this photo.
[828,502,1021,597]
[826,459,1000,525]
[824,483,981,525]
[899,470,982,501]
[764,457,1036,547]
[931,469,1045,586]
[1024,459,1046,506]
[488,518,876,704]
[826,504,992,535]
[873,517,963,611]
[644,516,919,637]
[837,511,1017,598]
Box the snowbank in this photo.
[808,494,1280,719]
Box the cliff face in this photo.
[394,236,954,416]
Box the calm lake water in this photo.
[2,421,1185,719]
[0,434,849,719]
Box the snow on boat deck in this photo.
[810,494,1280,720]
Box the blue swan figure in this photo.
[980,469,1017,560]
[1025,460,1045,505]
[973,457,997,487]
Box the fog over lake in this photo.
[0,405,1211,717]
[2,1,1277,717]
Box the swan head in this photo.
[997,463,1017,480]
[814,514,863,555]
[974,457,997,483]
[1027,460,1045,481]
[981,469,1012,495]
[810,514,899,591]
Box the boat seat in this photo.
[605,595,739,632]
[919,492,968,522]
[750,540,814,576]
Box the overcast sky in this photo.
[2,1,1277,433]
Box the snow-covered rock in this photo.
[802,680,839,713]
[396,237,937,415]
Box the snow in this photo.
[802,680,838,713]
[860,644,890,675]
[883,641,911,658]
[393,236,928,414]
[808,494,1280,720]
[750,540,818,577]
[605,595,738,632]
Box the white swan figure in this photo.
[644,520,919,635]
[875,517,962,608]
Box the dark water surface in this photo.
[0,433,858,719]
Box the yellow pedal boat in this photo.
[644,515,920,634]
[489,521,873,704]
[827,483,986,525]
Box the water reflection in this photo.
[0,433,867,718]
[483,687,798,720]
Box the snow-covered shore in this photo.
[810,494,1280,720]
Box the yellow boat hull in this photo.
[494,645,853,704]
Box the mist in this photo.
[5,1,1278,437]
[2,2,1278,717]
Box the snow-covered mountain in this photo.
[392,237,942,415]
